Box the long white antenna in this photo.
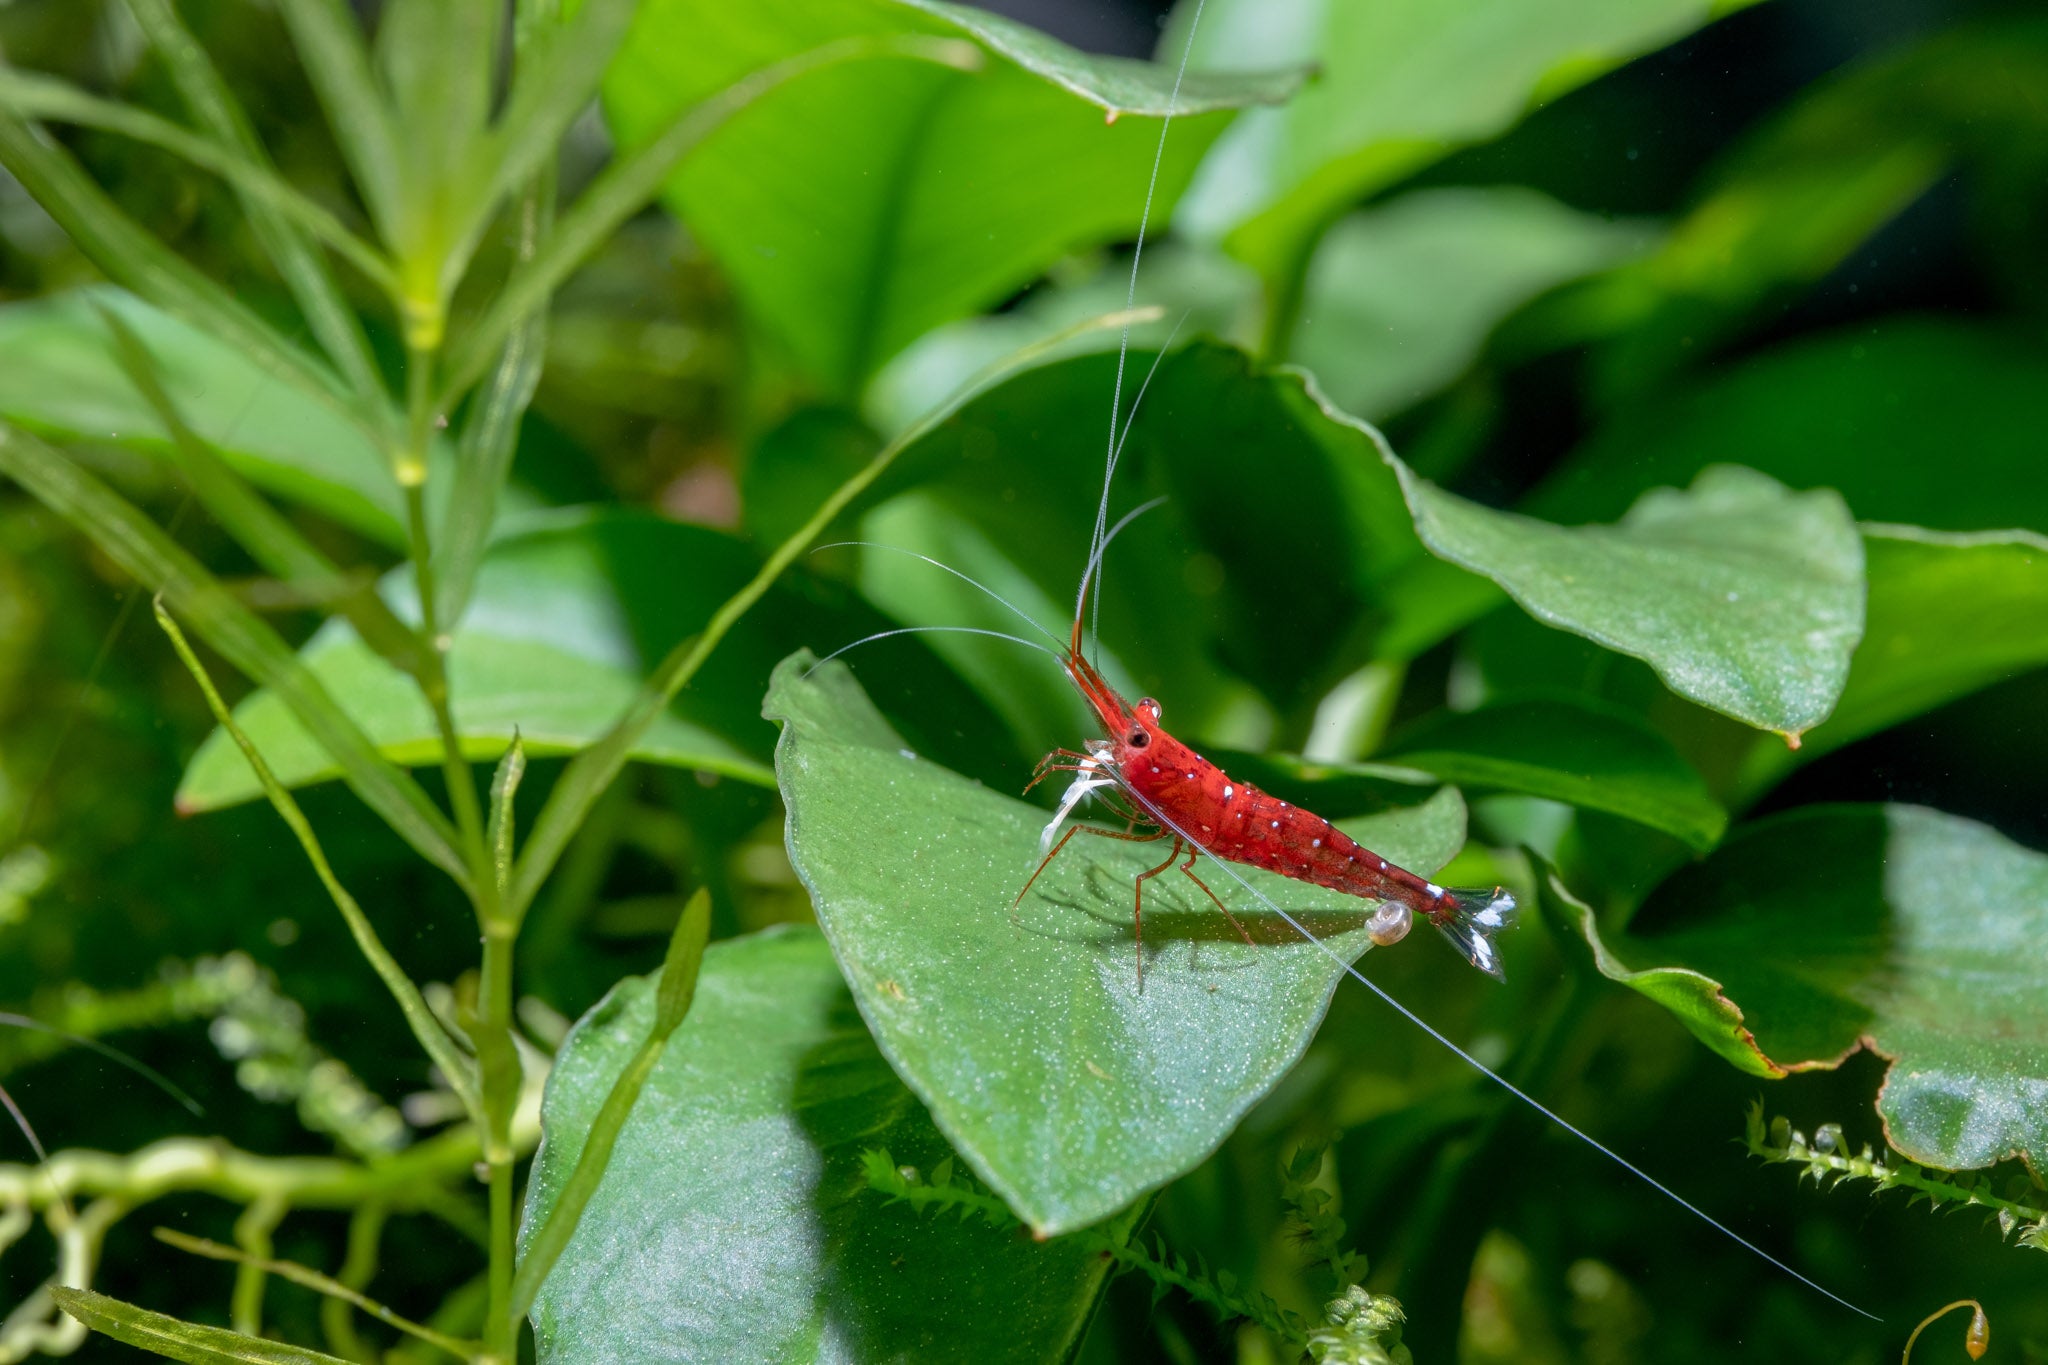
[1104,779,1879,1324]
[1086,0,1209,662]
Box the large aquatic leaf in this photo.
[1380,696,1725,851]
[767,652,1468,1234]
[177,509,1014,811]
[1397,462,1864,740]
[604,0,1299,395]
[523,925,1126,1362]
[870,186,1653,434]
[1291,187,1655,421]
[1546,806,2048,1175]
[1532,321,2048,535]
[1172,0,1752,288]
[0,287,420,542]
[1736,527,2048,800]
[849,343,1863,748]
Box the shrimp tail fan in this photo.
[1431,886,1519,981]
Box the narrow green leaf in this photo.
[50,1286,352,1364]
[0,68,398,295]
[0,422,467,886]
[1380,696,1726,851]
[434,127,554,628]
[767,653,1468,1234]
[93,299,422,677]
[1394,461,1865,739]
[470,0,636,257]
[653,887,713,1035]
[521,927,1132,1361]
[1547,805,2048,1174]
[374,0,499,304]
[441,31,988,403]
[274,0,402,244]
[119,0,390,414]
[487,736,527,898]
[153,598,481,1118]
[510,888,710,1321]
[0,110,357,423]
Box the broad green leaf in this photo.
[522,925,1127,1362]
[604,0,1301,394]
[1380,696,1725,851]
[49,1286,349,1364]
[767,652,1469,1234]
[177,509,1012,811]
[1531,321,2048,535]
[852,343,1862,745]
[1172,0,1753,291]
[869,186,1654,435]
[1736,527,2048,800]
[1291,187,1656,421]
[850,344,1491,744]
[178,511,784,810]
[1397,463,1864,739]
[0,287,420,543]
[1549,805,2048,1175]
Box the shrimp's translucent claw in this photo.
[1429,886,1518,981]
[1039,756,1116,857]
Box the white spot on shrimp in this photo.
[1374,857,1386,870]
[1312,838,1321,848]
[1186,772,1195,780]
[1270,820,1280,829]
[1222,784,1233,801]
[1150,765,1160,773]
[1426,882,1445,898]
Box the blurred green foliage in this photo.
[1,1,2045,1362]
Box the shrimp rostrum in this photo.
[1015,607,1517,987]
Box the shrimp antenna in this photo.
[0,1011,205,1116]
[814,542,1065,648]
[1086,0,1208,661]
[1088,312,1190,664]
[1073,495,1168,655]
[805,625,1064,677]
[1107,787,1879,1324]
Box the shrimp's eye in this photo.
[1126,727,1150,748]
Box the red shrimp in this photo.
[1013,611,1515,987]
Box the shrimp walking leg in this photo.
[1130,836,1187,990]
[1012,821,1167,923]
[1176,847,1255,948]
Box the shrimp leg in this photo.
[1130,836,1187,991]
[1176,846,1256,948]
[1012,821,1167,922]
